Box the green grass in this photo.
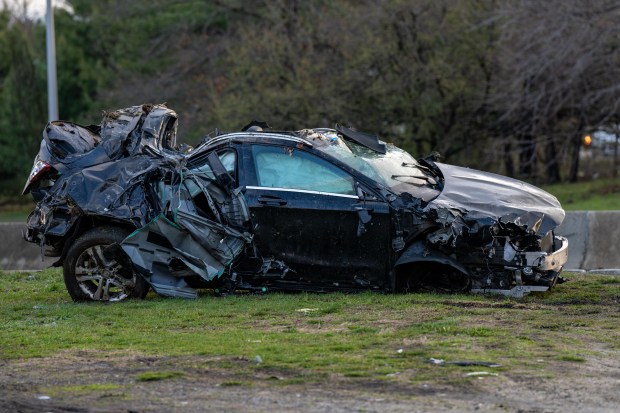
[543,177,620,210]
[1,269,619,384]
[0,210,30,222]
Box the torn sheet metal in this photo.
[121,215,229,298]
[117,176,252,298]
[24,105,181,243]
[43,121,101,158]
[24,104,252,298]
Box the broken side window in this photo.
[218,150,236,177]
[187,149,236,183]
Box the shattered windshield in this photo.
[309,130,435,194]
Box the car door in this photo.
[241,143,391,288]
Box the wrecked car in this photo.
[23,104,568,301]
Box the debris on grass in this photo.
[296,308,319,314]
[465,371,499,377]
[428,358,501,367]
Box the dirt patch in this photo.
[2,351,619,413]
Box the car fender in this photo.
[394,240,471,277]
[48,215,136,267]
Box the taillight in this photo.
[22,158,54,195]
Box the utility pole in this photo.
[614,123,619,178]
[46,0,59,121]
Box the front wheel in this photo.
[63,227,149,302]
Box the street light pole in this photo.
[614,123,619,178]
[46,0,58,121]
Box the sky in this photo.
[4,0,72,20]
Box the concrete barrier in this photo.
[554,212,589,269]
[554,211,620,270]
[1,211,619,271]
[556,211,620,271]
[0,223,55,271]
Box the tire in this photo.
[63,226,149,302]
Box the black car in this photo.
[23,104,568,301]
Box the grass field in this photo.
[2,269,619,386]
[0,199,33,222]
[542,177,620,210]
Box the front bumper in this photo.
[472,235,569,297]
[526,236,569,272]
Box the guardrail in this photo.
[1,212,619,272]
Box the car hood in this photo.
[429,162,565,236]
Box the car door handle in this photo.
[257,195,287,206]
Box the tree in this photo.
[203,0,498,169]
[0,7,46,190]
[491,0,620,183]
[55,0,230,139]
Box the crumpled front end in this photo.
[394,162,569,297]
[446,214,568,297]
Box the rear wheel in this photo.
[63,227,149,302]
